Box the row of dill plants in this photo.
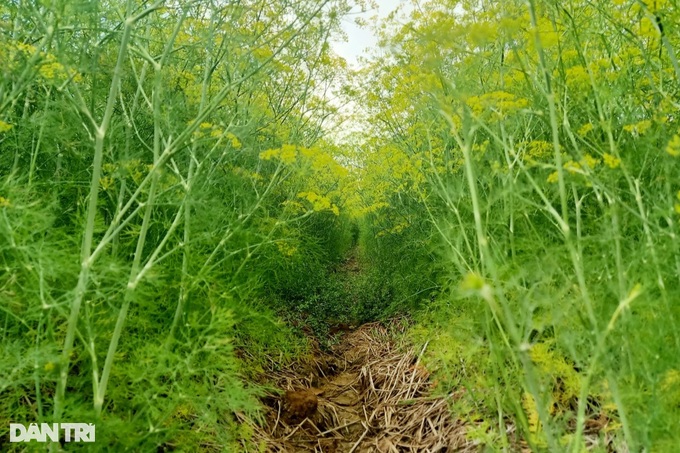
[353,1,680,451]
[0,0,354,450]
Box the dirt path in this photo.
[250,321,480,452]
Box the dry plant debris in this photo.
[247,321,481,452]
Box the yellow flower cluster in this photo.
[170,69,202,104]
[523,341,583,443]
[252,46,273,61]
[260,145,348,181]
[16,42,37,54]
[377,221,410,237]
[666,135,680,157]
[38,53,82,84]
[643,0,671,13]
[638,17,661,38]
[623,119,653,136]
[563,154,600,175]
[190,122,241,148]
[563,161,582,175]
[531,17,560,49]
[3,40,82,83]
[577,123,594,137]
[101,159,155,189]
[675,191,680,215]
[0,120,13,133]
[231,166,262,182]
[281,200,306,214]
[465,91,529,117]
[581,154,600,169]
[466,21,498,47]
[276,241,298,257]
[39,61,66,80]
[547,153,604,183]
[100,162,118,191]
[522,393,542,436]
[564,65,590,92]
[0,196,11,208]
[354,202,390,217]
[260,144,298,164]
[524,140,552,165]
[297,191,339,216]
[472,140,489,154]
[603,153,621,169]
[2,41,34,71]
[226,132,242,149]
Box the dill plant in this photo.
[353,0,680,451]
[0,0,357,449]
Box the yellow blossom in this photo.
[297,191,338,215]
[279,144,297,164]
[0,120,13,133]
[260,144,310,165]
[38,61,68,82]
[0,196,11,207]
[100,176,115,191]
[581,154,600,169]
[226,132,242,149]
[564,65,590,91]
[16,42,37,54]
[623,119,653,136]
[577,123,594,137]
[564,160,582,174]
[102,163,117,173]
[662,369,680,390]
[547,171,559,183]
[525,141,552,164]
[603,153,621,169]
[276,241,298,257]
[472,140,489,154]
[282,200,306,213]
[465,91,529,117]
[259,149,279,160]
[467,22,497,47]
[666,135,680,157]
[522,393,541,434]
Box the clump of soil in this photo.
[247,320,480,452]
[282,389,319,425]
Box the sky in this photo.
[332,0,410,68]
[325,1,413,138]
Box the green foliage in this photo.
[355,209,440,319]
[0,0,358,449]
[351,0,680,450]
[2,0,680,451]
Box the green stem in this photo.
[53,4,135,420]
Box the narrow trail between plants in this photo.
[252,321,479,452]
